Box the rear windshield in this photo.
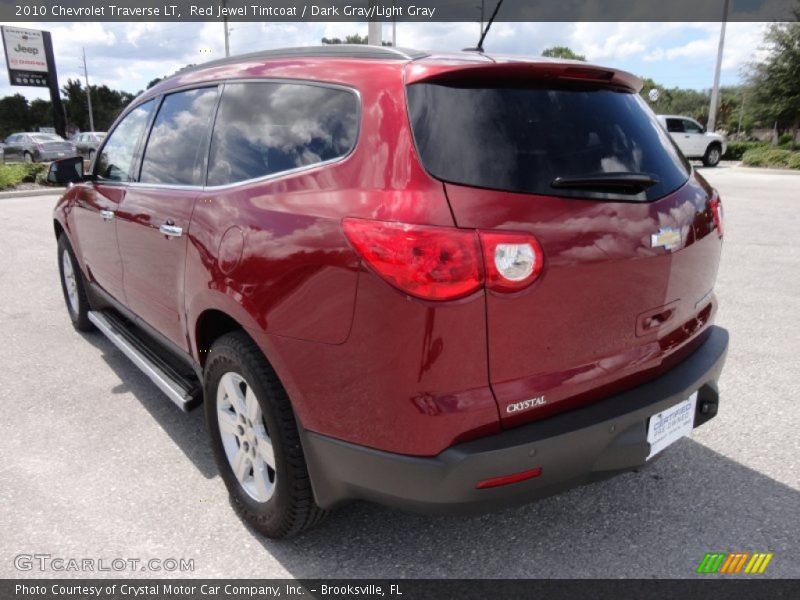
[406,83,691,201]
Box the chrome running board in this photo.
[88,311,201,411]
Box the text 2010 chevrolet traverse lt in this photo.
[50,46,728,538]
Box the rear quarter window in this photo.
[207,82,358,187]
[407,82,691,201]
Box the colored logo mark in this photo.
[696,552,773,574]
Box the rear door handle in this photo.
[100,209,114,221]
[159,223,183,238]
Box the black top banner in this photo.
[0,0,798,22]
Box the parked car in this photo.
[3,132,77,163]
[50,46,728,538]
[656,115,727,167]
[70,131,107,162]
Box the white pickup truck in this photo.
[657,115,727,167]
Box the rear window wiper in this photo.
[551,172,659,194]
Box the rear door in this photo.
[665,118,692,156]
[407,77,723,427]
[682,118,708,157]
[73,134,86,157]
[116,86,218,351]
[71,100,156,302]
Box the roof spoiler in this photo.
[405,61,643,93]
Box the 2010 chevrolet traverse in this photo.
[50,46,728,538]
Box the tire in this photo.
[57,235,94,332]
[703,143,722,167]
[204,331,326,538]
[23,151,33,164]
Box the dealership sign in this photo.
[1,26,49,87]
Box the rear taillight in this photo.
[480,231,543,293]
[710,193,723,237]
[342,218,543,301]
[342,218,483,301]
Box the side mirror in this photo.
[47,156,85,185]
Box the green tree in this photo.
[62,79,90,132]
[321,33,392,46]
[28,99,53,130]
[90,85,134,131]
[541,46,586,61]
[0,94,32,138]
[639,77,715,126]
[59,79,135,132]
[747,22,800,146]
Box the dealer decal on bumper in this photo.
[646,391,698,460]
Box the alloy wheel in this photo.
[216,372,277,502]
[61,250,79,315]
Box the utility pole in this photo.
[368,0,381,46]
[222,0,230,57]
[82,47,95,132]
[392,0,397,47]
[479,0,485,36]
[737,91,745,136]
[368,22,382,45]
[707,0,730,133]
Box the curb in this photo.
[733,165,800,176]
[0,187,66,199]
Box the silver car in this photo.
[2,132,78,163]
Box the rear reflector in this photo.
[342,218,544,301]
[476,467,543,489]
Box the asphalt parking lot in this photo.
[1,165,798,579]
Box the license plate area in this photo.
[646,391,698,460]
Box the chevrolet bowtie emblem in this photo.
[651,228,682,251]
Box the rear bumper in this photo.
[38,150,74,161]
[300,326,728,515]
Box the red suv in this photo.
[51,46,728,538]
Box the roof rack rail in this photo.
[180,45,428,75]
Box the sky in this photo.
[0,21,769,102]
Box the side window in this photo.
[207,82,358,187]
[683,119,703,133]
[139,87,218,186]
[96,100,155,182]
[666,119,684,133]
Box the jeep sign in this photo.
[1,26,48,87]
